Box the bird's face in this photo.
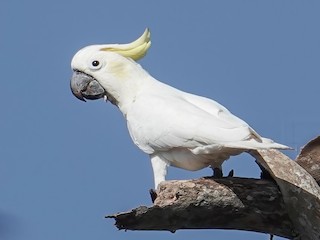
[70,46,123,103]
[70,29,151,105]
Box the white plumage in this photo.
[70,29,289,189]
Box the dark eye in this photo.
[92,60,100,67]
[89,59,103,70]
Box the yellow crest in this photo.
[100,28,151,61]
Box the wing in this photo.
[126,88,261,154]
[183,91,263,140]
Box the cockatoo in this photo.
[70,29,289,190]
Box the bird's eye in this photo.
[89,59,103,70]
[92,60,100,67]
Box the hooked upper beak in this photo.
[70,71,106,102]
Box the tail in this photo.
[259,137,291,150]
[223,137,291,150]
[191,138,291,155]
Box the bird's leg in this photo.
[213,167,223,178]
[209,166,234,178]
[149,154,169,203]
[249,151,275,181]
[254,160,275,182]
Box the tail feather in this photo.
[191,139,291,155]
[260,137,292,150]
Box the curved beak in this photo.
[70,71,106,102]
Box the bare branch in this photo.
[107,177,296,238]
[296,136,320,184]
[107,137,320,239]
[252,149,320,240]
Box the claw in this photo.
[227,169,234,177]
[149,189,157,203]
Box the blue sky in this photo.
[1,1,319,239]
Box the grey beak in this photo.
[70,71,106,101]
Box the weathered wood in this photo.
[252,149,320,240]
[107,137,320,239]
[296,136,320,185]
[107,177,296,238]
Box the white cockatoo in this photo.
[70,29,289,190]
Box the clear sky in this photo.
[1,1,319,240]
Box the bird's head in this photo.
[70,29,151,106]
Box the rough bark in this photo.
[107,137,320,239]
[296,136,320,185]
[252,149,320,240]
[107,177,296,238]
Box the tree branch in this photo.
[252,148,320,240]
[107,177,296,238]
[107,137,320,239]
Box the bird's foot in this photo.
[227,169,234,177]
[205,168,234,179]
[149,189,157,203]
[260,170,273,180]
[255,160,275,182]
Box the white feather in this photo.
[71,44,290,189]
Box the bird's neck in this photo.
[110,61,155,115]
